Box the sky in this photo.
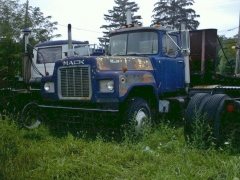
[19,0,240,45]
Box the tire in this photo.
[184,93,212,141]
[203,94,231,142]
[21,102,42,129]
[126,97,152,134]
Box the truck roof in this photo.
[111,27,218,35]
[110,26,177,35]
[34,40,86,47]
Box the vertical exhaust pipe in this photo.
[22,29,32,83]
[67,24,74,57]
[179,18,190,94]
[126,9,131,25]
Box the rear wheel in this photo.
[203,94,231,143]
[184,93,212,141]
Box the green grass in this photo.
[1,116,240,180]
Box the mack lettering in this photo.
[63,60,84,66]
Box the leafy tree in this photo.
[0,0,24,73]
[218,35,238,75]
[0,0,61,74]
[151,0,200,30]
[98,0,142,47]
[0,0,23,40]
[0,37,22,76]
[0,0,61,43]
[26,6,61,44]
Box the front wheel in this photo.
[21,102,42,129]
[126,97,152,134]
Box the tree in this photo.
[0,37,22,76]
[151,0,200,30]
[98,0,142,47]
[0,0,61,43]
[0,0,61,73]
[0,0,23,40]
[0,0,25,73]
[26,6,61,44]
[218,35,238,75]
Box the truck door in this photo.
[162,34,184,91]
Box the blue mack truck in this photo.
[22,21,240,143]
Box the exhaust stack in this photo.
[67,24,74,57]
[126,9,131,25]
[22,29,31,83]
[179,18,190,93]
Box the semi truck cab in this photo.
[29,40,92,90]
[108,26,185,94]
[37,24,189,132]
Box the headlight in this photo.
[107,80,114,91]
[44,82,50,91]
[99,79,114,92]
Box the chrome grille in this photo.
[58,66,91,100]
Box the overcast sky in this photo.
[20,0,240,44]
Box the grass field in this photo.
[1,116,240,180]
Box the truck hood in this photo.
[54,56,153,71]
[96,56,153,70]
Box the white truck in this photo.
[29,39,93,90]
[3,30,104,117]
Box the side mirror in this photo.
[178,18,190,56]
[181,30,190,56]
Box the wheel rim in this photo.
[24,116,41,129]
[21,102,41,129]
[135,108,148,133]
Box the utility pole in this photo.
[24,0,29,28]
[235,8,240,75]
[22,0,31,83]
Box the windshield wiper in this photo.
[112,52,126,56]
[127,53,146,56]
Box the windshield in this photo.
[37,46,62,64]
[74,44,93,56]
[109,32,158,56]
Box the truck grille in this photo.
[58,66,91,100]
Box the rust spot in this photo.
[193,85,219,89]
[120,88,127,95]
[142,74,153,82]
[134,59,153,70]
[97,59,110,70]
[97,57,153,70]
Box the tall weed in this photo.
[186,109,216,150]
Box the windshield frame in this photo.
[36,46,62,64]
[109,31,159,56]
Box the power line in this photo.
[218,27,239,33]
[57,24,103,34]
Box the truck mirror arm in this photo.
[27,44,46,77]
[166,32,181,51]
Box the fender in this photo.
[118,71,158,102]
